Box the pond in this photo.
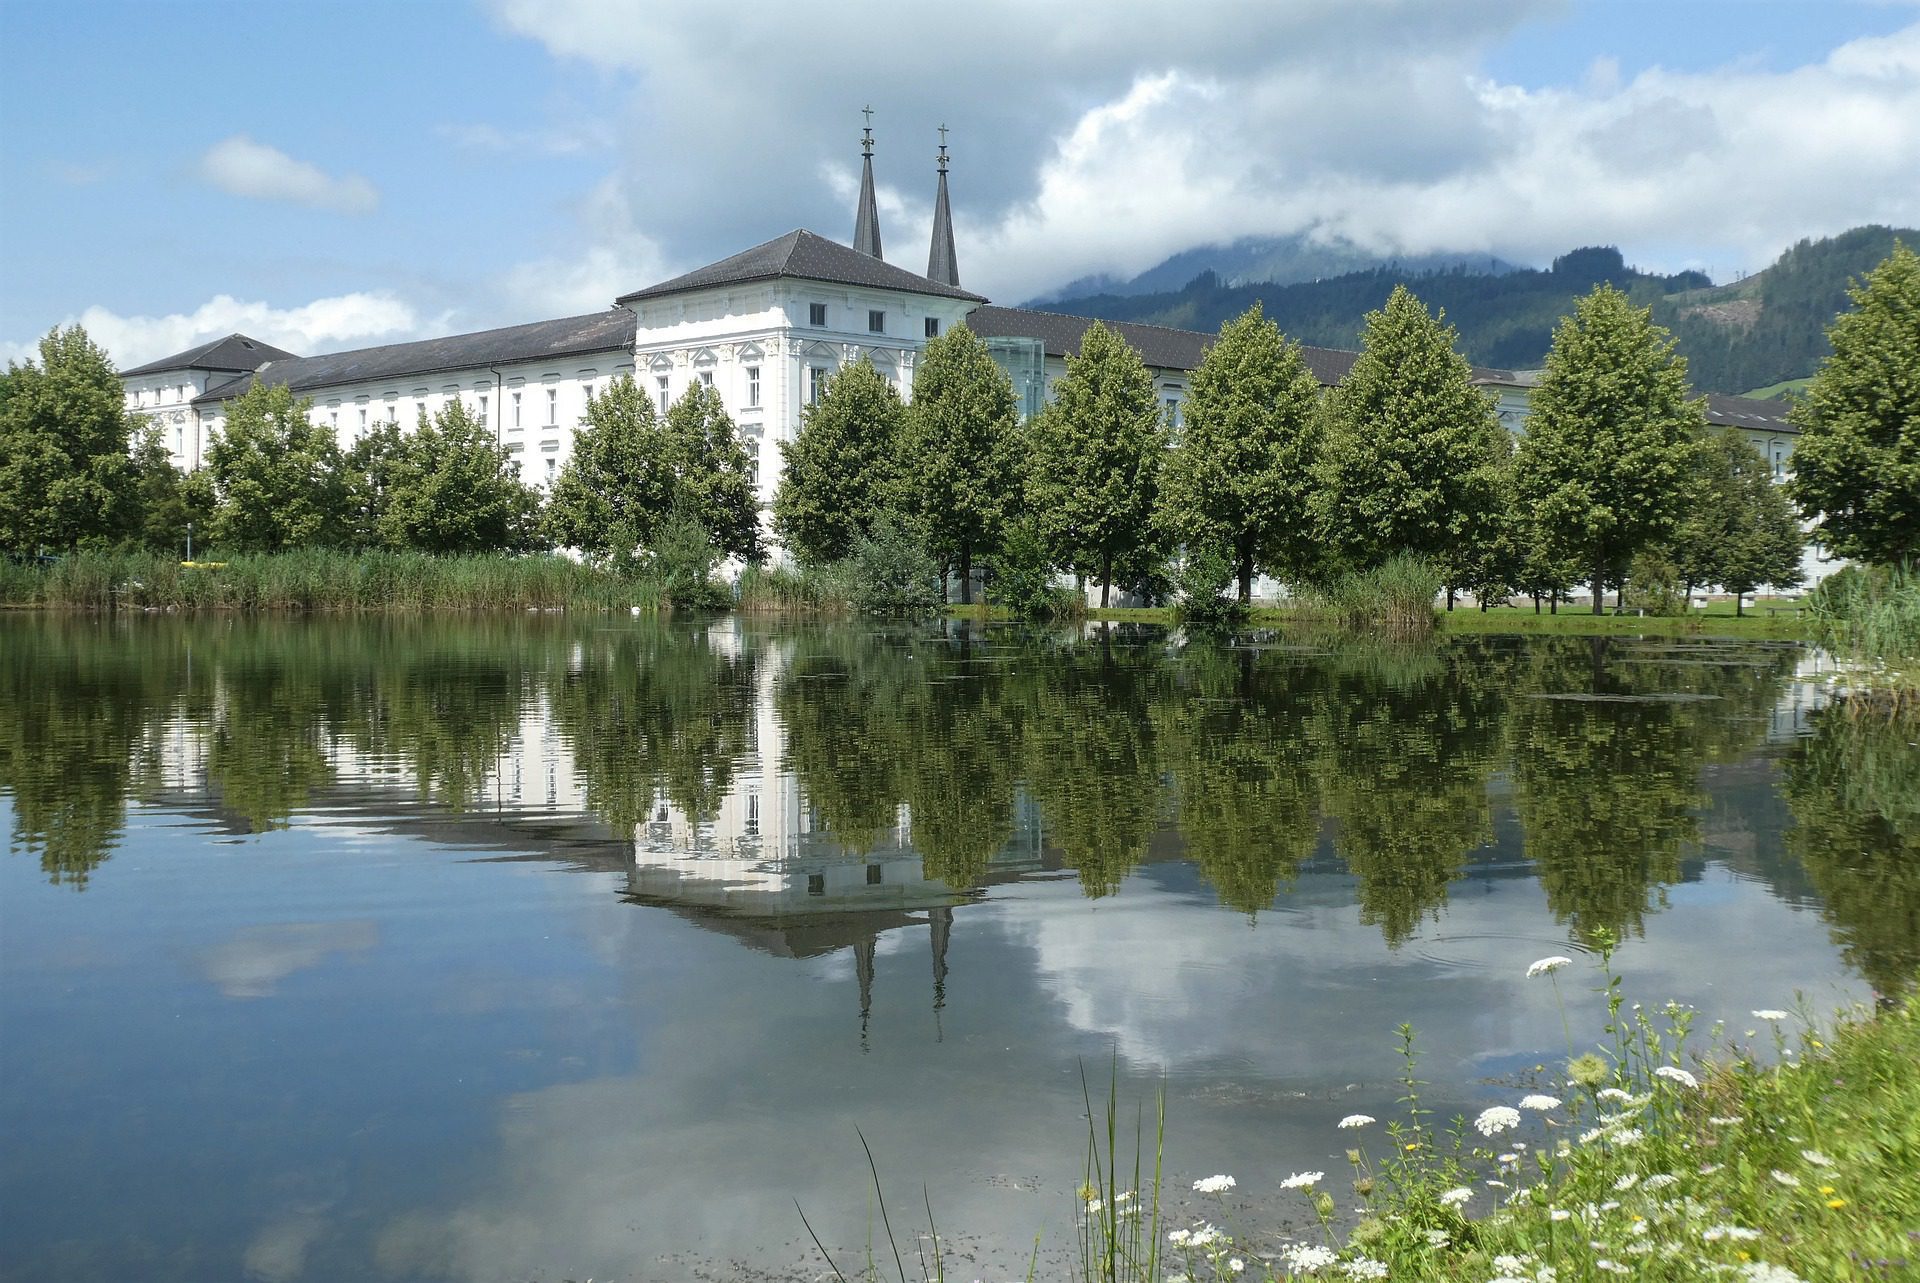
[1,615,1913,1282]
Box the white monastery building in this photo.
[122,121,1814,570]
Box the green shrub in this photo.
[1307,553,1441,639]
[841,514,943,615]
[990,520,1075,621]
[1172,547,1247,629]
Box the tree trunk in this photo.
[1480,595,1489,612]
[959,544,973,606]
[1237,542,1253,605]
[1615,585,1625,611]
[1734,592,1744,618]
[1592,561,1605,615]
[1101,551,1112,610]
[1446,586,1456,612]
[1533,593,1542,614]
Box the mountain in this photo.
[1027,233,1522,303]
[1033,226,1917,394]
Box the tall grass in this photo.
[1,549,662,612]
[736,561,854,614]
[1807,562,1920,696]
[1302,554,1442,640]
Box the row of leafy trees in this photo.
[771,281,1807,616]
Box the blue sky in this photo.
[2,0,1916,367]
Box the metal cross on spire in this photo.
[861,104,875,156]
[936,122,949,172]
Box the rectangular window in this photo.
[657,376,670,415]
[698,370,713,387]
[924,317,940,338]
[329,411,338,430]
[868,309,885,333]
[808,366,826,405]
[545,457,556,482]
[477,394,488,426]
[582,383,594,407]
[866,863,883,886]
[546,388,557,426]
[512,391,522,428]
[808,302,827,327]
[1165,397,1181,428]
[746,365,761,407]
[358,408,367,431]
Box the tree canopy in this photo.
[381,399,543,553]
[1787,241,1920,566]
[205,382,349,551]
[1317,285,1509,589]
[1157,304,1324,601]
[1025,320,1166,606]
[898,325,1021,603]
[774,359,905,567]
[1512,285,1703,612]
[0,325,140,553]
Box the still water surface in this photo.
[1,616,1913,1281]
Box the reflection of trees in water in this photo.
[550,621,759,830]
[1018,643,1166,898]
[1315,640,1507,945]
[901,644,1020,889]
[1785,705,1920,999]
[0,619,177,886]
[774,631,917,855]
[1506,638,1786,943]
[1155,643,1321,916]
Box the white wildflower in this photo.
[1475,1105,1522,1136]
[1518,1094,1561,1111]
[1494,1256,1534,1273]
[1341,1258,1389,1281]
[1486,1179,1508,1188]
[1282,1243,1336,1274]
[1193,1174,1236,1194]
[1490,1278,1529,1283]
[1613,1173,1639,1192]
[1280,1170,1324,1190]
[1698,1163,1723,1175]
[1800,1149,1834,1167]
[1550,1208,1572,1221]
[1598,1087,1633,1103]
[1597,1262,1631,1276]
[1228,1259,1244,1274]
[1498,1152,1519,1164]
[1338,1113,1376,1129]
[1642,1173,1679,1191]
[1527,956,1572,978]
[1166,1229,1191,1246]
[1703,1225,1762,1242]
[1578,1127,1607,1145]
[1654,1065,1700,1089]
[1611,1128,1645,1146]
[1739,1265,1806,1283]
[1708,1116,1742,1126]
[1187,1224,1220,1248]
[1752,1009,1791,1022]
[1771,1169,1800,1187]
[1439,1186,1472,1207]
[1423,1228,1451,1246]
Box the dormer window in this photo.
[808,302,827,327]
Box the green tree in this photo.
[1317,286,1509,597]
[1672,431,1806,612]
[1157,304,1324,602]
[128,423,212,554]
[205,382,349,550]
[546,374,676,563]
[0,325,139,552]
[343,416,407,548]
[899,325,1021,604]
[380,399,542,552]
[773,358,905,567]
[1787,242,1920,566]
[1026,321,1167,606]
[1513,285,1703,613]
[663,382,763,564]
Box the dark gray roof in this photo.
[1703,392,1800,434]
[966,305,1519,386]
[121,333,301,378]
[616,229,987,305]
[193,310,636,406]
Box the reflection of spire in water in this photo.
[930,904,951,1042]
[855,932,877,1051]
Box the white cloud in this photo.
[498,175,670,317]
[437,120,613,156]
[68,291,426,369]
[198,134,379,214]
[481,2,1920,301]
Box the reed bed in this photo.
[1298,553,1443,640]
[1,549,661,612]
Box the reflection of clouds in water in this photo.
[243,1206,327,1283]
[991,869,1864,1078]
[198,921,379,998]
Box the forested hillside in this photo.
[1035,225,1916,394]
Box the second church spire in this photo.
[853,106,883,259]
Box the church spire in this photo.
[927,125,960,287]
[854,107,883,259]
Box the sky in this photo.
[2,0,1917,369]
